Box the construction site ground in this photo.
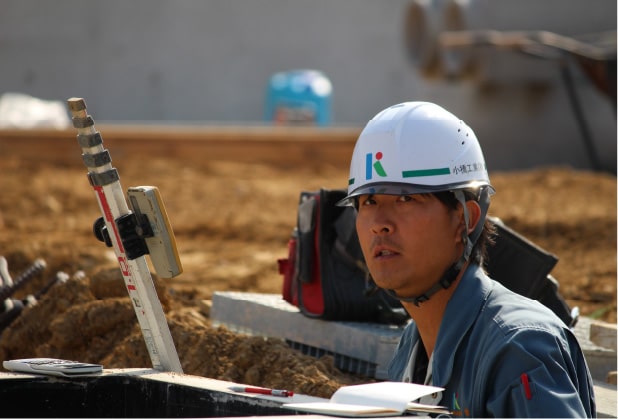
[0,126,615,399]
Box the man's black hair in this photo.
[434,190,496,265]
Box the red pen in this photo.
[229,385,294,397]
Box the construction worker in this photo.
[338,102,595,417]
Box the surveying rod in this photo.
[67,98,183,373]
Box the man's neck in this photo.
[401,265,467,357]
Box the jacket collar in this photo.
[431,264,493,386]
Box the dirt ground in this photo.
[0,145,615,398]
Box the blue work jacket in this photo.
[388,264,596,417]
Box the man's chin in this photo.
[371,275,405,293]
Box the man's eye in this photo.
[360,196,376,206]
[399,194,427,203]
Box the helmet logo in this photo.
[365,152,387,180]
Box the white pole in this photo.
[67,98,183,373]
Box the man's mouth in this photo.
[373,247,399,258]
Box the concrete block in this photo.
[211,292,404,380]
[572,316,618,383]
[590,321,617,351]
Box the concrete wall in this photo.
[0,0,615,172]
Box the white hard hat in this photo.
[341,101,495,305]
[339,101,494,206]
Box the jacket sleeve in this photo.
[484,330,595,418]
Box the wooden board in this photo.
[0,125,360,169]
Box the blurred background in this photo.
[0,0,615,172]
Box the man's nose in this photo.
[370,212,395,235]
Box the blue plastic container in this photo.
[265,69,332,126]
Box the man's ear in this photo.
[465,200,482,234]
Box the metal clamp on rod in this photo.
[115,213,152,260]
[94,212,155,261]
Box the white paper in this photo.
[282,381,447,417]
[331,382,443,412]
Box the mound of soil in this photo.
[0,147,615,398]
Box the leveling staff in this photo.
[337,101,595,417]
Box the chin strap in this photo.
[385,189,487,306]
[385,260,463,306]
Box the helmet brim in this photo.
[336,181,495,207]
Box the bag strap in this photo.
[295,192,318,284]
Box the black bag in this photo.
[279,189,577,327]
[485,216,577,326]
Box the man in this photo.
[338,102,595,417]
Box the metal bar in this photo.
[0,259,46,302]
[439,30,616,61]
